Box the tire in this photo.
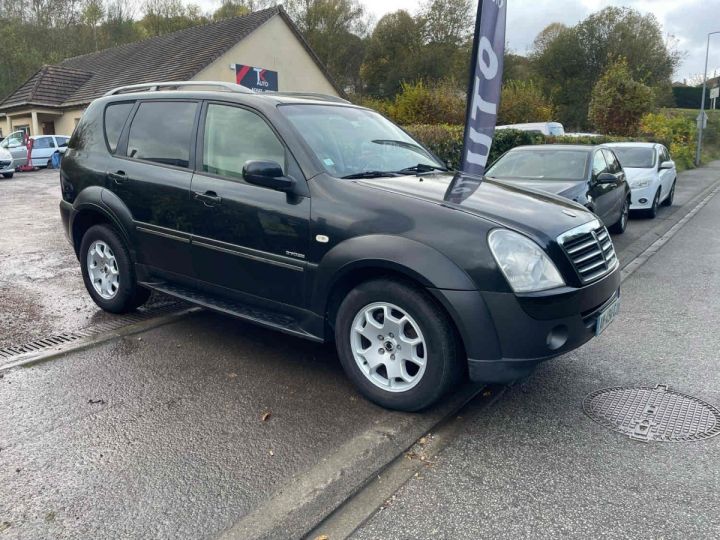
[2,173,12,179]
[79,224,150,313]
[609,196,629,234]
[662,180,676,207]
[46,159,52,169]
[335,278,463,411]
[646,188,661,219]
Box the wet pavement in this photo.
[1,164,719,539]
[352,171,720,539]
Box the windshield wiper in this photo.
[396,163,449,174]
[341,171,401,179]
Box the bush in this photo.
[639,111,696,170]
[588,58,654,136]
[498,80,555,125]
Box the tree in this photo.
[212,0,250,20]
[420,0,472,47]
[588,58,653,135]
[82,0,105,51]
[361,10,424,97]
[498,80,555,124]
[284,0,368,92]
[531,7,681,130]
[139,0,207,36]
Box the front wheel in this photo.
[79,224,150,313]
[2,172,13,179]
[646,188,661,219]
[335,279,463,411]
[609,197,629,234]
[662,180,676,207]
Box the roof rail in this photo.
[104,81,254,96]
[269,91,350,104]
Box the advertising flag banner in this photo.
[460,0,507,175]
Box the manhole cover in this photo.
[583,384,720,442]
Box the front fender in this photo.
[309,234,476,315]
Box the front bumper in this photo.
[0,160,14,174]
[629,184,657,210]
[430,264,621,384]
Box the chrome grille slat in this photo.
[558,220,618,284]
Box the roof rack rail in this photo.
[104,81,254,96]
[269,91,350,104]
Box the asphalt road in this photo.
[1,164,719,539]
[352,169,720,539]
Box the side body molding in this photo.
[309,234,477,315]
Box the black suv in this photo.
[59,81,621,411]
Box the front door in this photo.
[590,150,619,225]
[111,99,200,278]
[189,102,310,308]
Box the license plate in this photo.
[595,295,620,336]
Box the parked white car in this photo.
[0,146,15,178]
[495,122,565,136]
[0,132,71,169]
[602,142,677,218]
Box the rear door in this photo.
[110,99,200,278]
[601,148,626,218]
[189,101,310,307]
[31,136,55,166]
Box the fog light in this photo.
[639,198,647,204]
[546,325,568,351]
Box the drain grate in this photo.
[0,299,188,365]
[583,384,720,442]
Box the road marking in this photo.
[621,183,720,283]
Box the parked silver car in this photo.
[0,145,15,178]
[0,131,71,169]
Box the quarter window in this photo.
[202,104,286,180]
[126,101,197,167]
[104,102,134,154]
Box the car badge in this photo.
[562,210,578,218]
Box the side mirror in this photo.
[242,160,295,192]
[596,172,617,184]
[659,160,674,170]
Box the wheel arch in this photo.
[71,187,135,259]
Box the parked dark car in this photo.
[59,82,621,411]
[485,145,631,234]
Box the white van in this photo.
[495,122,565,136]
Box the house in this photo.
[0,6,342,138]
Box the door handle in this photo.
[107,171,127,185]
[193,190,222,207]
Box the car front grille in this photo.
[0,160,10,168]
[558,220,617,284]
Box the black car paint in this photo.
[486,145,631,228]
[59,91,620,383]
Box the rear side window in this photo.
[55,136,70,148]
[33,137,53,149]
[104,102,134,153]
[126,101,197,167]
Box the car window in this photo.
[202,104,286,180]
[660,146,670,163]
[486,149,589,181]
[609,147,655,168]
[601,149,621,174]
[55,136,70,148]
[33,137,53,149]
[592,151,608,177]
[126,101,197,167]
[104,102,134,153]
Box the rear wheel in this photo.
[335,278,463,411]
[609,196,629,234]
[662,180,676,207]
[79,224,150,313]
[646,188,661,219]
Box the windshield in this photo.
[608,147,656,168]
[279,104,445,178]
[486,149,589,181]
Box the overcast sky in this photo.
[198,1,720,82]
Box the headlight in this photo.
[631,177,651,188]
[488,229,565,293]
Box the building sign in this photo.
[234,64,278,92]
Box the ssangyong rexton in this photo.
[59,82,621,411]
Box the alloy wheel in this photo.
[86,240,120,299]
[350,302,427,392]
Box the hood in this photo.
[623,167,655,178]
[0,147,11,160]
[356,172,594,240]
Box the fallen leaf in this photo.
[261,411,272,422]
[227,373,238,379]
[269,449,274,456]
[482,390,492,397]
[313,535,329,540]
[418,437,427,445]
